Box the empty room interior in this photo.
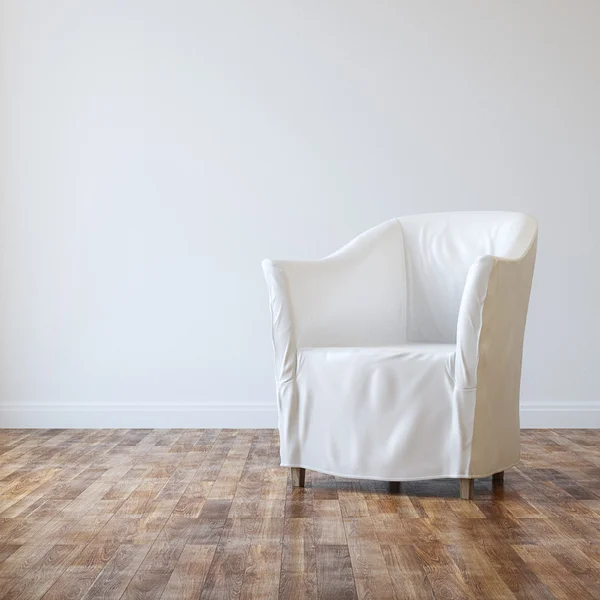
[1,2,600,599]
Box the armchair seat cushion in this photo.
[284,344,470,481]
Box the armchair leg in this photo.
[492,471,504,483]
[459,478,474,500]
[389,481,401,494]
[291,467,305,488]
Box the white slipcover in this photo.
[263,212,537,481]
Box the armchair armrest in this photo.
[262,219,407,383]
[454,255,496,390]
[455,236,537,391]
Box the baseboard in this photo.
[0,404,598,429]
[519,404,600,428]
[0,404,279,429]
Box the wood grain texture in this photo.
[0,429,598,599]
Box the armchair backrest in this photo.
[399,212,538,343]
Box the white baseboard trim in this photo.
[0,404,598,429]
[0,405,279,429]
[519,404,600,428]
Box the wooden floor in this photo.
[0,430,599,600]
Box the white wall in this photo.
[1,1,599,428]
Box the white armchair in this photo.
[263,212,537,499]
